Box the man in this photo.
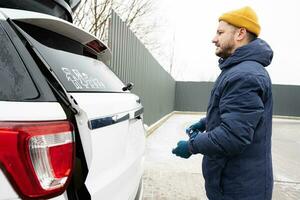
[172,6,273,200]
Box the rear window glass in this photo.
[16,22,125,93]
[0,22,38,100]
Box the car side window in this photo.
[0,22,39,101]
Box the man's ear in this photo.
[235,28,247,41]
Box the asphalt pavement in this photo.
[142,113,300,200]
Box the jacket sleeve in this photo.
[189,75,264,157]
[199,117,207,129]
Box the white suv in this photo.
[0,5,145,200]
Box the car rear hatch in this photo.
[0,8,146,200]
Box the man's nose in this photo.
[212,35,218,44]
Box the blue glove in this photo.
[185,129,199,139]
[172,141,192,159]
[186,118,206,137]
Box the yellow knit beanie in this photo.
[219,6,260,36]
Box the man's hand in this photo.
[172,141,192,159]
[186,128,200,139]
[186,118,206,137]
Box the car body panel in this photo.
[0,101,66,121]
[0,170,18,199]
[70,92,145,200]
[0,8,146,200]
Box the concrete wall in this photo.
[175,81,300,117]
[108,10,176,126]
[272,85,300,117]
[175,82,213,112]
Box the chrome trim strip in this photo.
[88,107,144,130]
[134,107,144,119]
[88,113,129,130]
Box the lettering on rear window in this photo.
[61,67,106,90]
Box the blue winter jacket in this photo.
[189,38,273,200]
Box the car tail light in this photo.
[0,121,75,199]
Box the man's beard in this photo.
[215,41,235,59]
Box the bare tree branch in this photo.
[73,0,160,55]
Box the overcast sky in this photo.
[153,0,300,85]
